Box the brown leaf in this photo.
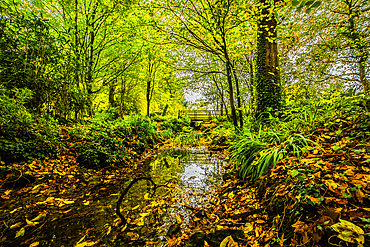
[291,221,309,243]
[355,189,365,204]
[335,199,348,204]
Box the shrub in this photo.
[160,116,190,133]
[0,87,60,163]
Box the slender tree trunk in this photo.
[211,74,229,119]
[85,4,97,116]
[109,81,116,108]
[359,54,369,93]
[74,0,80,120]
[255,0,281,120]
[146,79,151,116]
[231,62,243,128]
[146,52,157,117]
[225,60,238,129]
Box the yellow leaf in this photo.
[30,242,39,247]
[132,205,140,210]
[26,218,39,226]
[15,227,25,238]
[36,197,54,205]
[139,212,150,217]
[220,236,231,247]
[106,226,111,235]
[32,184,42,190]
[228,191,234,199]
[10,207,22,214]
[121,224,127,232]
[75,241,96,247]
[325,180,339,190]
[31,211,47,222]
[331,219,364,244]
[63,199,75,204]
[144,193,150,200]
[9,222,22,229]
[175,214,183,224]
[137,220,145,226]
[83,201,90,206]
[158,208,163,214]
[243,223,253,234]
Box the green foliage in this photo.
[0,89,157,168]
[172,129,202,146]
[0,87,61,163]
[159,116,190,134]
[0,87,34,128]
[0,10,62,112]
[71,115,157,169]
[74,133,128,169]
[230,113,322,181]
[230,91,369,181]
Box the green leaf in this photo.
[291,170,299,178]
[311,1,322,8]
[305,0,315,6]
[15,227,25,238]
[359,217,370,223]
[292,0,301,6]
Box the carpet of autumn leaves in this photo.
[170,117,370,246]
[0,118,162,246]
[1,95,370,247]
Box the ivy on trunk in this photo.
[255,0,282,120]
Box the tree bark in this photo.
[255,0,282,120]
[231,62,243,128]
[359,54,369,93]
[222,41,238,130]
[211,74,229,120]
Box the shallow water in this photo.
[121,147,226,245]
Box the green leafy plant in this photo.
[230,131,321,181]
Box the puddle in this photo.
[120,147,226,246]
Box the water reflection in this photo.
[121,147,226,245]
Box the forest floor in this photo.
[0,140,166,247]
[186,113,370,247]
[1,112,370,247]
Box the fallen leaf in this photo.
[331,219,364,245]
[31,211,47,222]
[75,241,96,247]
[10,222,22,229]
[15,227,25,238]
[26,219,39,227]
[30,242,39,247]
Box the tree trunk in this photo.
[109,81,116,108]
[211,74,229,120]
[359,54,369,93]
[255,0,281,120]
[231,62,243,128]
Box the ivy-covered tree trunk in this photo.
[255,0,281,120]
[359,53,369,93]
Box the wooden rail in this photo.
[179,110,222,122]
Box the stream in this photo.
[120,146,227,246]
